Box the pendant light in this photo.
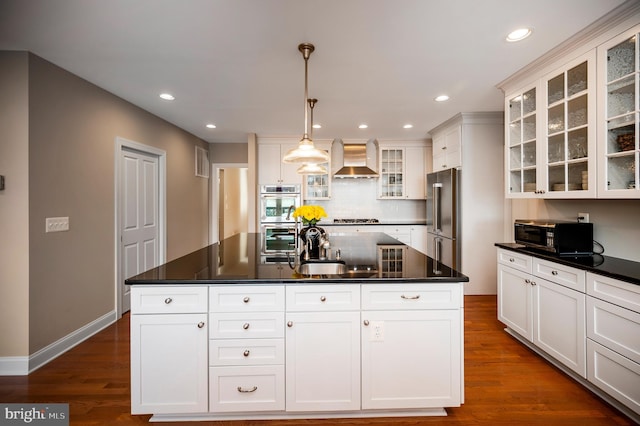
[297,98,328,175]
[282,43,331,165]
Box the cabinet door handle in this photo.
[525,279,530,284]
[363,320,370,326]
[287,321,293,327]
[242,323,250,330]
[551,270,558,276]
[320,296,326,302]
[164,297,172,304]
[509,258,515,262]
[243,296,250,303]
[531,281,537,286]
[237,386,257,393]
[243,350,250,357]
[401,294,420,300]
[197,322,205,329]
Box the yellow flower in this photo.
[292,205,327,226]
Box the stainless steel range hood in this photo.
[334,143,378,178]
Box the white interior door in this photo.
[120,147,160,313]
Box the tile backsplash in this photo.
[312,179,425,222]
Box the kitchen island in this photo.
[126,232,468,422]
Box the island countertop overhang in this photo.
[125,232,469,285]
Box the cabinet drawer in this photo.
[362,283,462,310]
[209,365,285,412]
[210,339,284,366]
[587,296,640,364]
[533,258,586,292]
[587,272,640,314]
[210,285,284,312]
[131,286,208,314]
[286,284,360,312]
[497,249,532,273]
[587,339,640,415]
[210,312,284,339]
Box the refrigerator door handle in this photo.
[433,183,442,232]
[432,237,443,275]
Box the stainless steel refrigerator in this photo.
[426,168,461,270]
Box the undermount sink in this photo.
[297,262,348,275]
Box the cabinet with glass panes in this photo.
[302,141,331,200]
[505,51,596,198]
[597,24,640,199]
[378,148,404,198]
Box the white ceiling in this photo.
[0,0,629,143]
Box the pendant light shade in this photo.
[296,162,328,175]
[282,43,330,165]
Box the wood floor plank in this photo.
[0,296,635,425]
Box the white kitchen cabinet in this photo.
[586,273,640,416]
[258,140,301,185]
[497,249,587,377]
[432,124,461,172]
[208,286,285,413]
[302,140,331,200]
[361,284,462,409]
[377,141,429,200]
[409,225,428,255]
[285,285,361,412]
[130,286,209,414]
[504,51,596,198]
[596,23,640,199]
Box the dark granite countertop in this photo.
[495,243,640,286]
[323,221,426,226]
[125,233,468,285]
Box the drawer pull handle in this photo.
[531,281,537,286]
[243,323,250,330]
[551,270,558,276]
[363,320,370,326]
[401,294,420,300]
[243,296,250,303]
[237,386,257,393]
[320,296,326,302]
[164,297,172,304]
[243,350,250,357]
[197,322,205,329]
[287,321,293,327]
[509,258,515,262]
[525,279,530,284]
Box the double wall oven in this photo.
[259,184,301,261]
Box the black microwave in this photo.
[514,219,593,256]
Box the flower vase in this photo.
[299,225,325,260]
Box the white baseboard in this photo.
[0,310,117,376]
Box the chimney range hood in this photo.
[334,142,379,178]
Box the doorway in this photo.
[115,137,166,317]
[211,164,248,244]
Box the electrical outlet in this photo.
[578,212,590,223]
[370,321,384,342]
[46,217,69,233]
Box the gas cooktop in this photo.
[333,218,380,224]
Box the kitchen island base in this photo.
[149,408,449,422]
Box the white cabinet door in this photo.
[405,146,427,199]
[534,277,586,377]
[497,263,533,340]
[410,225,428,255]
[130,313,208,414]
[432,125,461,172]
[258,143,300,185]
[285,311,360,411]
[361,310,461,409]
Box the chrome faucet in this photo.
[286,205,295,221]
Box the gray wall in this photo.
[1,52,210,358]
[210,142,248,163]
[0,51,30,357]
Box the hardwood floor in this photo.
[0,296,635,425]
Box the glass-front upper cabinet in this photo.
[506,85,538,197]
[597,25,640,198]
[543,52,596,198]
[302,142,331,200]
[379,148,404,198]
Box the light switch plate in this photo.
[46,217,69,233]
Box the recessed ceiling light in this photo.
[159,93,175,101]
[312,124,322,129]
[206,123,216,129]
[434,95,449,102]
[506,28,532,42]
[358,124,368,129]
[403,124,413,129]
